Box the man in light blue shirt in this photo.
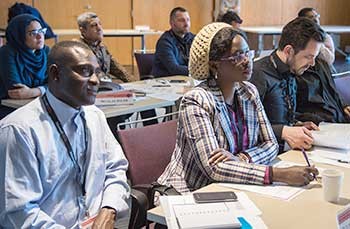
[0,40,130,228]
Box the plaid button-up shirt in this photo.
[158,78,278,194]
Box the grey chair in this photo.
[333,71,350,104]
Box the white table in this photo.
[241,25,350,59]
[148,150,350,228]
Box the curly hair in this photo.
[278,17,325,54]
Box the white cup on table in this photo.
[322,169,344,203]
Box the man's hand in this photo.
[344,106,350,117]
[295,121,319,130]
[272,165,319,186]
[8,83,41,99]
[282,126,314,150]
[92,207,116,229]
[208,148,236,165]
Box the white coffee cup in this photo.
[322,169,344,203]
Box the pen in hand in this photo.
[301,148,317,181]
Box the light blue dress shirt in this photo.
[0,90,130,228]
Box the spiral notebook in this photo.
[172,202,241,229]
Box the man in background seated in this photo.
[250,17,325,153]
[218,10,247,40]
[151,7,195,77]
[0,41,130,228]
[77,12,132,83]
[298,7,335,69]
[77,12,143,132]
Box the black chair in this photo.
[134,51,155,80]
[134,50,158,125]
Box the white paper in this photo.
[308,154,350,169]
[218,161,316,201]
[122,80,187,102]
[219,182,305,201]
[312,122,350,150]
[148,93,183,101]
[311,146,350,162]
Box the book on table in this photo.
[95,90,135,106]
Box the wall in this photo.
[1,0,349,66]
[240,0,350,50]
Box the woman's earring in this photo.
[214,72,218,80]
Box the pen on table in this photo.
[152,85,171,87]
[301,148,317,181]
[338,159,350,164]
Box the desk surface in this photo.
[147,150,350,229]
[0,29,163,38]
[1,76,189,118]
[241,25,350,34]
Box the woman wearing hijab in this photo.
[157,23,318,194]
[0,14,49,118]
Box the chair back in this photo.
[134,51,155,80]
[118,119,177,186]
[334,72,350,104]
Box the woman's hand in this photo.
[8,83,41,99]
[272,165,319,186]
[208,148,236,165]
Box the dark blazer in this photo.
[151,30,195,77]
[296,58,350,124]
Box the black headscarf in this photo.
[5,14,47,84]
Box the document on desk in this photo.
[159,192,266,229]
[219,182,305,201]
[219,161,313,201]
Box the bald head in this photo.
[48,40,92,67]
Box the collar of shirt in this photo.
[46,89,84,127]
[80,36,102,48]
[270,50,292,79]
